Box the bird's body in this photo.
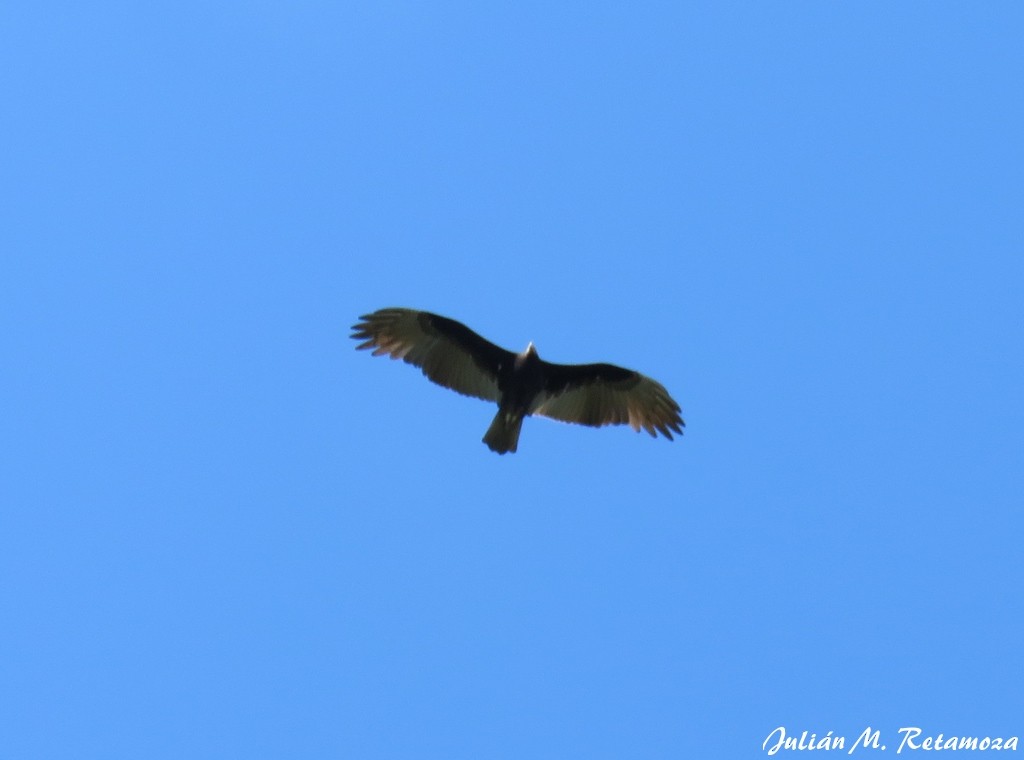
[482,343,545,453]
[351,308,684,454]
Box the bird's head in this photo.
[514,341,539,369]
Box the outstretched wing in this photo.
[531,362,685,440]
[351,308,513,402]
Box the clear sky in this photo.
[2,2,1022,758]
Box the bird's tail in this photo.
[483,410,523,454]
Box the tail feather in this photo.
[483,410,523,454]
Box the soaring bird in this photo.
[351,308,684,454]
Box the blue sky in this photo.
[2,2,1022,757]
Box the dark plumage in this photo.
[351,308,685,454]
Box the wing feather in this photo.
[531,361,684,440]
[351,308,511,402]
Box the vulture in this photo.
[351,308,685,454]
